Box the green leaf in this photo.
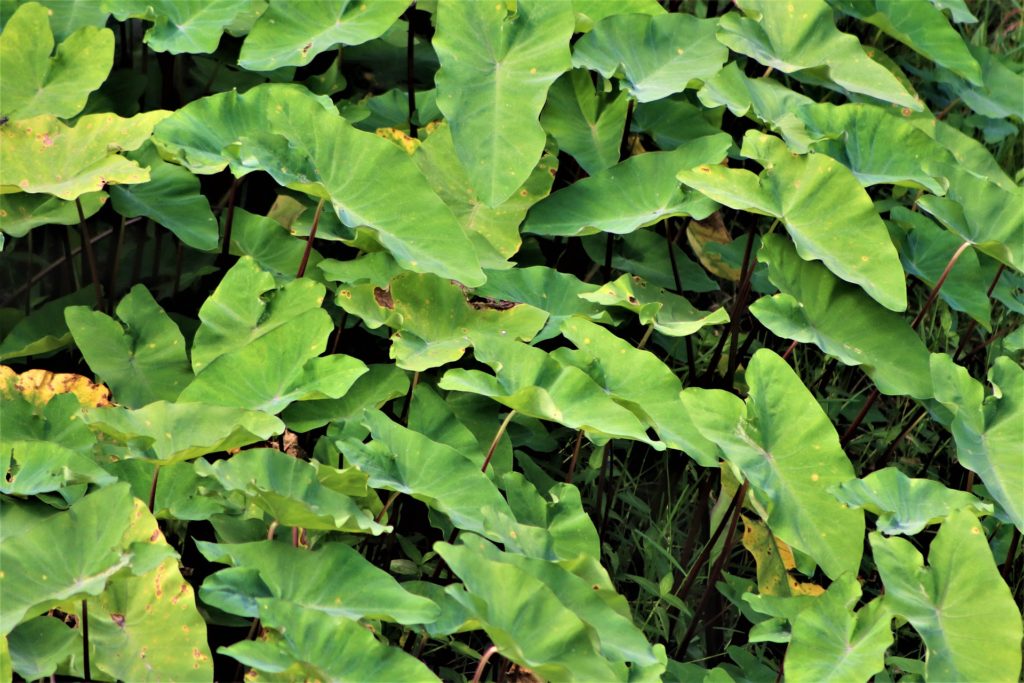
[750,234,932,399]
[832,467,992,536]
[1,441,116,496]
[918,163,1024,272]
[0,484,133,635]
[797,102,953,194]
[582,229,719,294]
[697,62,815,152]
[525,137,730,237]
[890,206,991,329]
[152,84,485,284]
[830,0,981,84]
[930,354,1023,531]
[436,539,632,682]
[870,510,1022,682]
[433,0,574,206]
[198,540,439,624]
[553,317,720,465]
[571,0,664,33]
[84,401,283,464]
[934,44,1024,120]
[337,409,518,539]
[680,350,864,580]
[579,273,729,337]
[717,0,918,108]
[0,0,110,41]
[101,0,252,54]
[195,448,386,534]
[412,121,557,267]
[280,363,409,433]
[0,111,171,200]
[108,142,219,251]
[0,289,92,361]
[6,616,77,680]
[180,308,366,413]
[220,600,440,682]
[541,69,629,175]
[65,285,192,407]
[440,336,663,448]
[334,270,547,372]
[59,497,214,682]
[0,2,113,120]
[0,191,106,239]
[473,266,608,343]
[783,575,892,683]
[230,209,323,281]
[572,13,728,103]
[679,130,907,312]
[239,0,408,71]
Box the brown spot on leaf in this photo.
[149,529,161,542]
[469,296,517,310]
[373,286,394,308]
[111,613,126,629]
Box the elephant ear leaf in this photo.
[680,349,864,580]
[0,1,114,120]
[870,510,1022,682]
[433,0,574,207]
[717,0,919,108]
[679,131,907,312]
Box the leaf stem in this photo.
[296,197,325,278]
[82,600,91,681]
[704,223,757,386]
[217,177,241,270]
[147,465,160,513]
[482,409,516,473]
[406,5,418,139]
[910,240,972,331]
[564,429,584,484]
[75,198,105,311]
[471,645,499,683]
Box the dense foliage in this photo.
[0,1,1022,681]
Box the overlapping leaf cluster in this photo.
[0,1,1021,681]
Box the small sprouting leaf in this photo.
[433,0,574,207]
[832,467,992,536]
[681,350,864,580]
[239,0,408,71]
[0,110,171,200]
[0,2,114,120]
[525,136,730,237]
[572,12,728,103]
[679,130,907,312]
[870,510,1022,682]
[717,0,919,108]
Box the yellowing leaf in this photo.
[375,127,421,156]
[687,212,741,282]
[0,365,111,407]
[742,515,824,597]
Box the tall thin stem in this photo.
[405,5,418,139]
[482,410,516,474]
[471,645,499,683]
[910,240,972,330]
[218,177,241,269]
[704,223,756,385]
[75,198,104,311]
[296,198,325,278]
[564,429,585,484]
[82,600,91,681]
